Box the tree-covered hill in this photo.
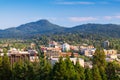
[0,19,120,38]
[67,23,120,38]
[0,19,65,38]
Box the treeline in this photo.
[0,49,120,80]
[32,33,120,53]
[34,33,108,46]
[2,32,120,52]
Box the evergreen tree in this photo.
[93,48,106,67]
[39,58,51,80]
[93,48,107,80]
[64,56,76,80]
[92,65,102,80]
[99,66,107,80]
[25,62,35,80]
[106,62,120,80]
[0,53,12,80]
[85,67,92,80]
[52,57,67,80]
[0,56,3,80]
[74,60,85,80]
[13,61,26,80]
[32,59,40,80]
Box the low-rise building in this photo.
[109,54,118,59]
[83,48,96,57]
[8,48,30,64]
[0,48,39,64]
[8,51,30,65]
[80,45,94,55]
[62,43,70,52]
[60,52,79,57]
[44,47,62,58]
[28,50,39,62]
[104,49,117,56]
[49,41,59,48]
[82,48,117,58]
[49,57,84,67]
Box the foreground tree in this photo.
[106,62,120,80]
[25,62,35,80]
[93,48,106,67]
[39,58,51,80]
[0,54,12,80]
[93,48,107,80]
[13,61,26,80]
[92,65,102,80]
[74,60,85,80]
[64,57,76,80]
[0,56,3,80]
[85,67,92,80]
[51,57,67,80]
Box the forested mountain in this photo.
[68,24,120,38]
[0,19,120,38]
[0,19,65,38]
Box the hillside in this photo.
[0,19,65,38]
[0,20,120,38]
[67,23,120,38]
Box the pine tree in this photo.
[39,58,51,80]
[25,62,35,80]
[85,67,92,80]
[52,57,67,80]
[74,60,85,80]
[13,61,26,80]
[99,66,107,80]
[92,65,102,80]
[32,58,40,80]
[0,56,3,80]
[64,56,76,80]
[93,48,107,80]
[93,48,106,67]
[106,62,120,80]
[0,53,12,80]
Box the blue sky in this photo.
[0,0,120,29]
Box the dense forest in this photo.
[0,49,119,80]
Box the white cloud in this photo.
[78,2,95,5]
[55,1,111,5]
[56,1,95,5]
[115,16,120,19]
[103,15,120,20]
[69,17,97,22]
[104,16,113,20]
